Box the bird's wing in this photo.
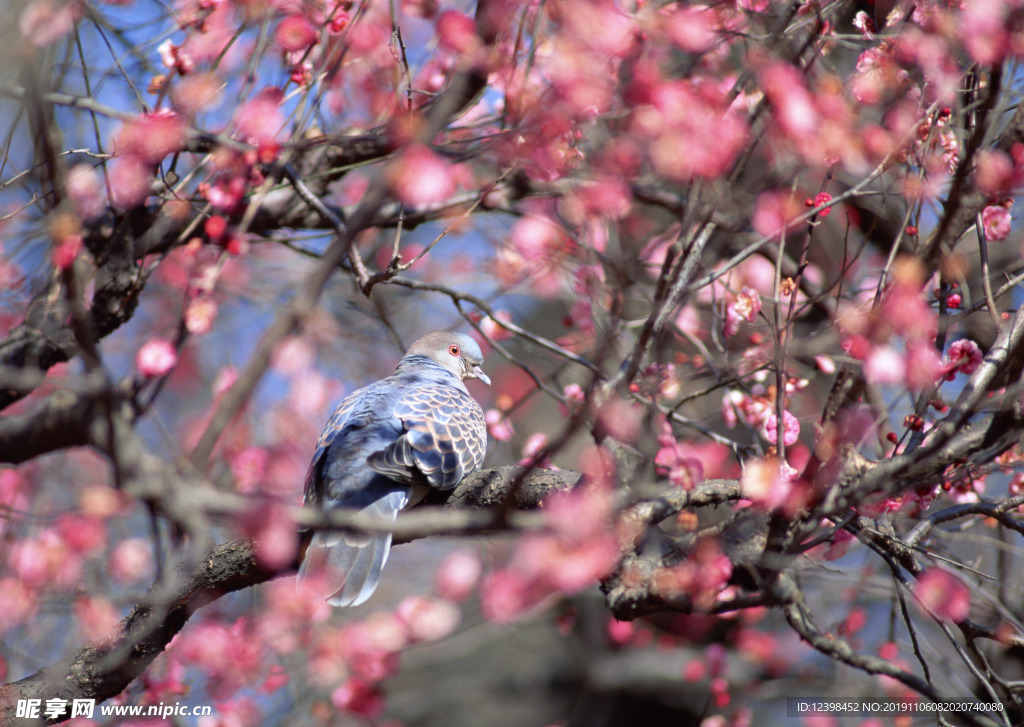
[302,389,365,506]
[366,382,487,490]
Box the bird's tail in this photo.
[298,488,409,607]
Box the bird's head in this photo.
[406,331,491,386]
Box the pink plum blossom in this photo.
[246,503,297,570]
[276,15,317,52]
[56,514,106,554]
[213,366,238,399]
[569,299,596,336]
[682,659,706,681]
[480,310,514,341]
[203,174,247,212]
[725,286,761,337]
[517,533,618,593]
[752,191,801,239]
[8,0,1023,713]
[850,46,913,104]
[485,408,514,441]
[880,277,937,343]
[607,618,635,645]
[402,0,436,18]
[822,529,856,561]
[741,458,796,510]
[905,341,943,390]
[664,6,717,54]
[331,616,403,682]
[434,549,482,602]
[721,390,744,429]
[19,0,80,46]
[52,235,82,270]
[115,113,185,164]
[328,9,351,32]
[560,383,586,416]
[271,336,316,375]
[263,577,332,629]
[0,470,28,515]
[863,345,906,386]
[763,410,800,447]
[171,72,222,115]
[0,579,37,634]
[569,178,632,221]
[519,431,551,467]
[655,439,704,490]
[158,40,194,75]
[136,338,178,377]
[110,538,153,584]
[961,1,1009,64]
[480,482,619,623]
[332,678,385,718]
[140,658,188,704]
[9,530,82,589]
[480,568,544,623]
[944,339,983,377]
[595,397,642,443]
[436,10,480,54]
[288,370,334,418]
[852,10,875,37]
[74,597,121,642]
[651,538,733,611]
[395,596,461,643]
[175,618,265,699]
[108,158,153,209]
[761,62,819,140]
[204,215,228,242]
[185,296,218,335]
[721,388,774,433]
[982,204,1012,241]
[916,568,970,622]
[634,79,748,181]
[975,150,1015,195]
[815,355,836,374]
[387,144,457,207]
[813,192,833,217]
[65,164,106,220]
[178,2,239,66]
[511,214,568,259]
[230,447,268,493]
[235,89,285,147]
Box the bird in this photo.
[299,331,489,606]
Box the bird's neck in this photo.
[393,355,465,389]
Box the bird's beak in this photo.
[470,365,491,386]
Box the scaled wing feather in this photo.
[367,384,486,490]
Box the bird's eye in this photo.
[448,344,460,357]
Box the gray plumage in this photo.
[299,331,489,606]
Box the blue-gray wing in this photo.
[366,383,487,490]
[302,390,365,506]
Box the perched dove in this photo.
[299,331,489,606]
